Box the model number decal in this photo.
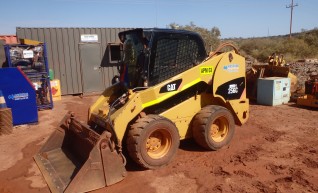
[215,77,245,100]
[200,67,213,75]
[228,84,238,94]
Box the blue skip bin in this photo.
[0,68,38,125]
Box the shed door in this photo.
[79,43,103,93]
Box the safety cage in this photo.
[119,29,207,87]
[149,32,206,84]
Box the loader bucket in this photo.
[34,112,127,193]
[246,65,298,99]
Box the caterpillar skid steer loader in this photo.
[35,28,249,193]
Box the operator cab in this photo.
[118,28,207,89]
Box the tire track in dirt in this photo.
[229,145,262,166]
[275,168,318,192]
[222,104,318,193]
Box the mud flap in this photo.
[34,112,127,193]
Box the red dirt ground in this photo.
[0,95,317,193]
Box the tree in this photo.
[211,27,221,37]
[169,22,221,52]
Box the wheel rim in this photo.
[209,116,229,142]
[146,129,171,159]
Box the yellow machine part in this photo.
[89,50,249,142]
[34,113,127,193]
[19,38,43,45]
[288,72,298,92]
[297,95,318,108]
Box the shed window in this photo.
[108,44,121,63]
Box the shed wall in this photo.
[16,27,131,95]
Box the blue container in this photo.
[0,68,38,125]
[257,77,291,106]
[4,43,53,109]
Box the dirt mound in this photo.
[289,61,318,91]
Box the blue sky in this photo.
[1,0,317,38]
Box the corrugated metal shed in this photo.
[16,27,131,95]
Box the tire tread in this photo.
[127,115,179,169]
[192,105,234,150]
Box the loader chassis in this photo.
[35,28,249,193]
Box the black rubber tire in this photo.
[126,115,180,169]
[192,105,235,150]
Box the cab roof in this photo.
[118,28,203,43]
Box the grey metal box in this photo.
[257,77,291,106]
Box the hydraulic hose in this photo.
[205,42,240,62]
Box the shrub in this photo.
[234,28,318,62]
[169,22,221,53]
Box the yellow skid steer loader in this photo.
[35,28,249,193]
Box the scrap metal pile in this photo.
[9,45,46,73]
[6,44,53,109]
[288,59,318,92]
